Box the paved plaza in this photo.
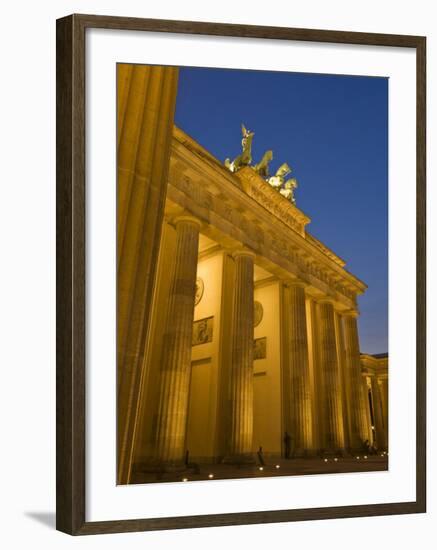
[132,455,388,484]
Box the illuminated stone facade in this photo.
[131,126,388,469]
[116,66,388,480]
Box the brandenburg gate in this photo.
[131,124,388,470]
[116,65,388,482]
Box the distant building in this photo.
[360,353,389,451]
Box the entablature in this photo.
[169,128,367,307]
[360,353,389,377]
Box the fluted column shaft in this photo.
[371,377,387,451]
[318,301,345,453]
[287,282,312,455]
[155,217,201,465]
[117,65,179,483]
[307,299,323,453]
[380,378,389,449]
[343,311,370,450]
[361,376,373,444]
[227,250,255,461]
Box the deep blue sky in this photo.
[174,67,388,354]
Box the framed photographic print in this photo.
[56,14,426,535]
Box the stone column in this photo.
[216,252,236,458]
[335,311,351,451]
[361,375,373,445]
[117,65,179,484]
[318,300,345,454]
[225,250,255,463]
[380,377,389,450]
[154,216,201,467]
[343,311,370,451]
[286,281,312,456]
[307,299,323,454]
[371,377,387,451]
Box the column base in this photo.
[320,448,348,458]
[348,440,384,455]
[222,453,256,466]
[137,458,198,475]
[348,447,370,456]
[290,448,319,459]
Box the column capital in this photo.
[232,248,256,261]
[343,309,360,319]
[173,215,202,230]
[318,296,335,306]
[285,278,307,290]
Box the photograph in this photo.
[116,63,389,485]
[0,0,430,544]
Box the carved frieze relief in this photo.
[192,316,214,346]
[237,167,310,237]
[253,337,267,360]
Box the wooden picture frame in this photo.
[56,13,426,535]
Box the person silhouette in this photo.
[284,431,291,459]
[257,446,265,466]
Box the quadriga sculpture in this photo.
[224,124,255,173]
[224,125,299,205]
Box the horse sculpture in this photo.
[253,150,273,178]
[279,178,298,205]
[224,124,255,173]
[268,163,292,189]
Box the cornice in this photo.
[169,129,367,299]
[237,167,310,238]
[306,233,346,268]
[360,353,389,371]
